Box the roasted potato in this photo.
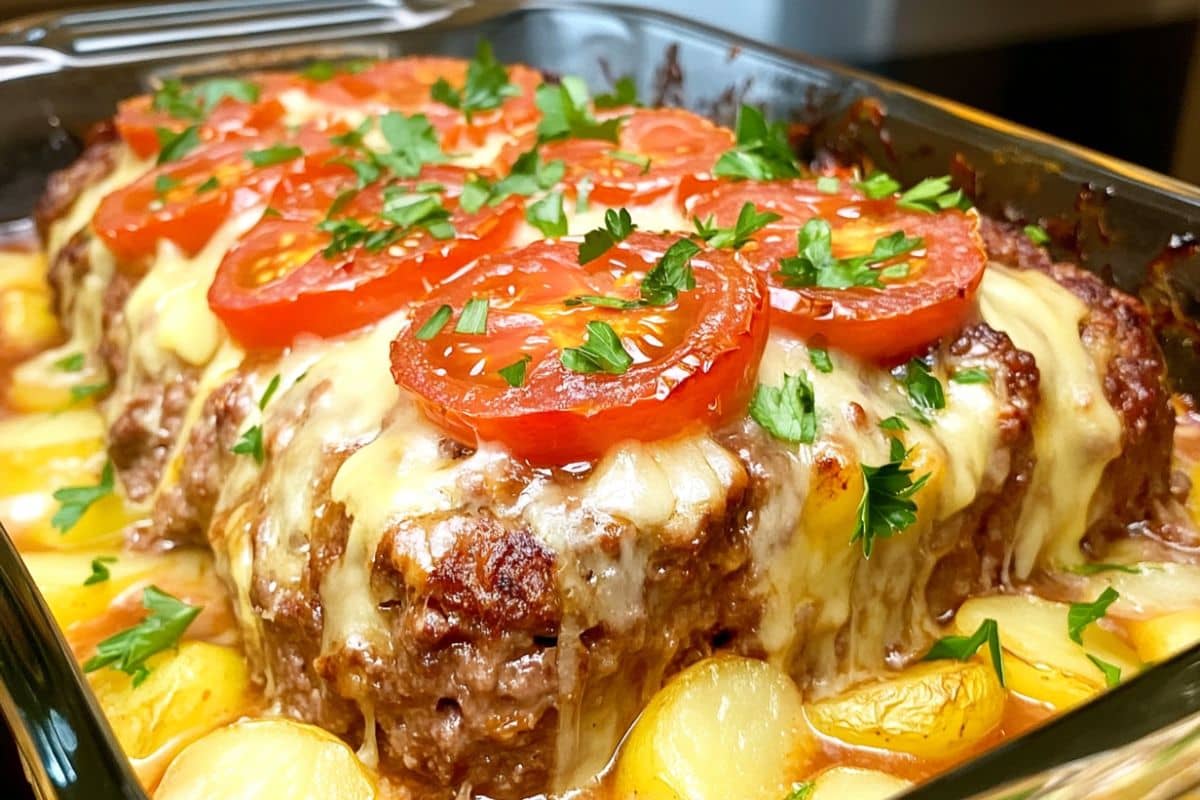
[154,719,376,800]
[613,655,814,800]
[1128,610,1200,663]
[810,767,912,800]
[0,249,58,357]
[954,594,1141,707]
[806,660,1004,758]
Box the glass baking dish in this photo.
[1,2,1200,798]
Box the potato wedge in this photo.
[0,250,58,357]
[613,655,814,800]
[954,594,1141,703]
[999,654,1094,711]
[89,641,251,763]
[1128,610,1200,663]
[155,719,376,800]
[811,767,912,800]
[806,660,1003,758]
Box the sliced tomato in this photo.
[390,232,769,465]
[208,164,522,349]
[115,90,286,160]
[92,141,280,266]
[687,179,987,362]
[500,108,734,207]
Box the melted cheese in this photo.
[978,264,1122,576]
[45,144,149,261]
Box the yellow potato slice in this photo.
[154,719,376,800]
[954,594,1141,704]
[613,655,814,800]
[8,346,107,413]
[811,767,912,800]
[999,654,1094,711]
[90,641,252,787]
[1128,610,1200,663]
[0,249,59,356]
[806,660,1003,758]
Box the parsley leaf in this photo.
[415,305,453,340]
[70,382,109,402]
[809,347,833,373]
[154,174,181,195]
[301,59,370,82]
[1024,224,1050,246]
[52,461,114,533]
[777,219,923,289]
[498,355,531,387]
[816,176,841,194]
[536,76,623,143]
[693,202,781,250]
[455,297,489,335]
[1067,586,1119,645]
[151,77,259,121]
[258,374,281,410]
[594,76,640,109]
[53,352,85,372]
[245,144,303,167]
[784,782,815,800]
[526,191,568,237]
[924,617,1006,687]
[609,149,651,174]
[561,321,633,375]
[430,40,518,122]
[1068,562,1144,576]
[1088,654,1122,688]
[380,186,454,238]
[900,358,945,420]
[641,239,700,306]
[897,175,969,213]
[377,111,447,177]
[83,586,202,687]
[951,367,991,384]
[579,208,636,264]
[749,372,817,444]
[463,149,566,213]
[84,556,117,587]
[195,176,220,194]
[191,78,260,112]
[854,171,900,199]
[231,425,264,465]
[879,415,908,432]
[852,437,930,557]
[713,104,801,181]
[155,125,201,165]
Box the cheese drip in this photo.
[978,264,1122,576]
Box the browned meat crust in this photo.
[34,122,119,238]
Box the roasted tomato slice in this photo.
[499,108,734,207]
[687,179,986,362]
[390,232,769,465]
[114,86,286,160]
[92,140,288,266]
[208,164,522,349]
[357,57,542,149]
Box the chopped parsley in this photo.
[258,374,281,410]
[951,367,991,385]
[1067,586,1119,645]
[854,171,900,199]
[155,125,201,165]
[430,40,519,122]
[231,425,264,465]
[301,59,370,82]
[897,175,970,213]
[1068,562,1144,576]
[195,176,220,194]
[455,297,489,335]
[320,187,452,257]
[377,111,447,178]
[83,556,117,587]
[713,104,801,181]
[640,239,700,306]
[245,144,303,167]
[777,219,923,289]
[415,305,453,340]
[526,191,568,237]
[460,149,566,213]
[154,174,181,196]
[784,782,815,800]
[536,76,623,143]
[749,372,817,444]
[579,208,636,264]
[53,352,85,372]
[498,355,531,388]
[693,202,781,250]
[609,149,651,173]
[52,461,114,533]
[852,437,930,557]
[70,382,109,402]
[924,617,1006,686]
[878,415,908,432]
[809,347,834,373]
[900,358,945,421]
[1088,654,1122,688]
[594,76,640,109]
[1024,224,1050,246]
[151,77,259,120]
[561,321,633,375]
[83,586,202,687]
[816,176,841,194]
